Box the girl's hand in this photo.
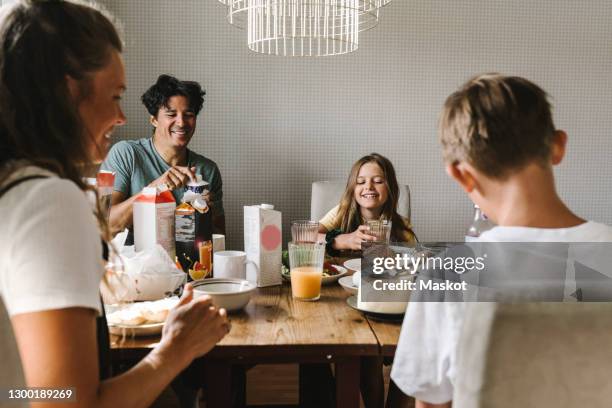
[159,283,230,364]
[333,225,377,251]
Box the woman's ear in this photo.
[446,162,478,193]
[551,130,567,166]
[149,115,158,128]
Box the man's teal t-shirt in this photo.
[101,137,224,215]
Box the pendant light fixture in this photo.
[217,0,392,56]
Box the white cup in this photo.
[213,250,256,280]
[213,234,225,253]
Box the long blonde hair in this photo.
[336,153,416,242]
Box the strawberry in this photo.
[323,262,339,275]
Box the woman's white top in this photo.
[0,166,103,316]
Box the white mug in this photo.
[213,250,256,280]
[212,234,225,253]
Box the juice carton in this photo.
[96,170,115,220]
[244,204,282,287]
[175,176,213,279]
[133,185,176,259]
[83,170,114,220]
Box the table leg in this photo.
[205,360,232,408]
[335,358,360,408]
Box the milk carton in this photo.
[134,185,176,259]
[244,204,282,287]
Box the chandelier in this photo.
[217,0,392,56]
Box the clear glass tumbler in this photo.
[366,219,392,243]
[291,220,320,243]
[288,242,325,301]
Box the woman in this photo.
[319,153,417,253]
[0,1,229,407]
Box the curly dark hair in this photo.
[141,74,205,117]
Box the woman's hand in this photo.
[159,283,230,365]
[333,225,377,251]
[148,166,196,190]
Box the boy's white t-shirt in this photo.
[0,167,104,316]
[390,221,612,404]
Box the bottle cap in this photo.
[142,186,158,195]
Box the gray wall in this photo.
[102,0,612,249]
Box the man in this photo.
[102,74,225,240]
[389,74,612,407]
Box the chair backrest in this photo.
[310,180,411,222]
[454,303,612,408]
[0,297,28,407]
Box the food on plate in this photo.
[140,297,179,322]
[106,297,179,326]
[323,262,341,277]
[189,261,210,281]
[106,308,146,326]
[281,264,290,278]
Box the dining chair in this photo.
[454,303,612,408]
[310,180,411,223]
[0,297,28,407]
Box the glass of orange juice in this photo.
[288,242,325,301]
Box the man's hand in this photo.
[149,166,196,190]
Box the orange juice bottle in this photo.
[199,240,213,278]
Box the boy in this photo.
[389,74,612,408]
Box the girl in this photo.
[0,2,229,407]
[319,153,417,253]
[313,153,417,407]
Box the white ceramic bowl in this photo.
[130,271,186,301]
[338,275,358,295]
[343,258,361,273]
[192,278,256,312]
[104,270,186,302]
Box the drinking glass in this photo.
[366,220,392,243]
[288,242,325,301]
[291,220,320,243]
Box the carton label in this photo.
[176,214,195,243]
[156,202,176,259]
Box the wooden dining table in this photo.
[110,282,402,408]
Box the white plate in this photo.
[338,275,357,295]
[281,265,348,286]
[346,296,405,320]
[108,322,164,336]
[105,298,178,337]
[343,258,361,273]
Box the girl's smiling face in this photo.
[354,161,389,211]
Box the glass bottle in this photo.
[465,205,495,242]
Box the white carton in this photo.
[133,186,176,259]
[243,204,282,287]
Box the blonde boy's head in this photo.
[439,74,556,179]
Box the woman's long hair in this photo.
[0,0,123,254]
[336,153,416,242]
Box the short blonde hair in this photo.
[439,74,556,179]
